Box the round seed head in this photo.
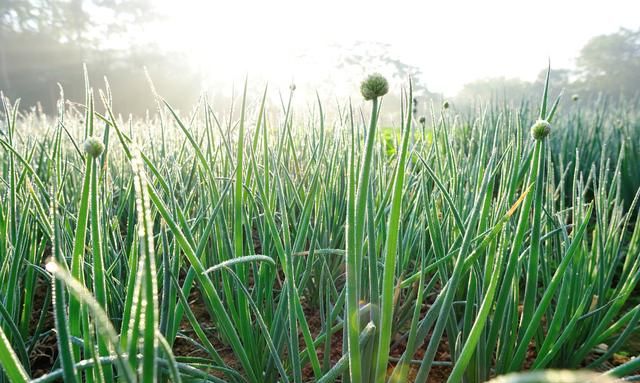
[572,94,579,101]
[360,73,389,101]
[443,100,450,109]
[290,83,296,92]
[84,136,105,158]
[419,116,426,124]
[530,119,551,140]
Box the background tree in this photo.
[454,27,640,106]
[0,0,201,114]
[455,77,535,106]
[575,27,640,97]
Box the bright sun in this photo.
[148,0,640,98]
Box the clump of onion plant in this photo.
[345,72,391,383]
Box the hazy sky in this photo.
[154,0,639,96]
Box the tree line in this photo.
[1,1,638,114]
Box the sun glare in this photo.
[146,0,640,98]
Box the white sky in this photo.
[152,0,639,96]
